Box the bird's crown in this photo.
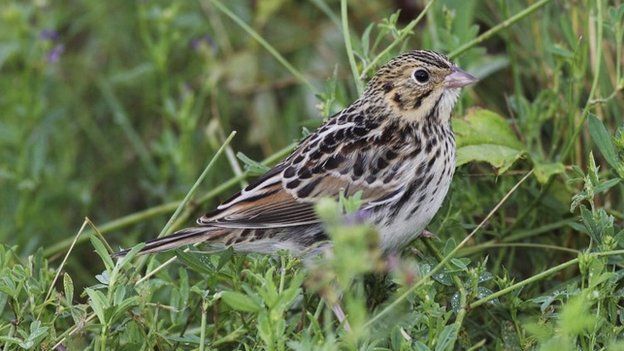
[364,50,475,124]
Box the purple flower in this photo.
[343,209,371,225]
[190,34,217,53]
[39,29,59,41]
[46,44,65,63]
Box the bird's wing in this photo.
[198,120,413,229]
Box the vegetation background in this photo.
[1,0,624,349]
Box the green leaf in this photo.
[453,109,524,149]
[442,238,457,256]
[361,23,374,55]
[595,178,620,193]
[0,336,22,347]
[220,291,261,313]
[85,287,109,324]
[534,162,566,183]
[113,285,126,306]
[237,152,270,175]
[279,272,304,310]
[0,275,18,298]
[217,247,234,271]
[559,294,595,336]
[0,290,7,316]
[456,145,524,173]
[176,250,214,275]
[63,273,74,304]
[110,296,140,324]
[257,311,273,346]
[89,234,114,272]
[588,114,622,174]
[212,326,248,347]
[413,341,432,351]
[450,258,470,270]
[435,324,458,351]
[25,320,48,348]
[115,242,145,270]
[523,321,555,342]
[453,109,525,173]
[339,190,363,213]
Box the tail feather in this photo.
[113,227,225,257]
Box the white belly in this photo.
[377,152,455,252]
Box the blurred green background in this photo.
[1,0,497,255]
[2,0,624,349]
[2,0,623,270]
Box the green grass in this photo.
[1,0,624,349]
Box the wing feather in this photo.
[197,119,413,229]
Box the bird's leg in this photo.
[320,284,351,332]
[331,301,351,332]
[385,253,400,271]
[420,229,439,240]
[405,230,440,257]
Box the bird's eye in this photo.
[412,69,430,84]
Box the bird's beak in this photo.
[445,66,478,88]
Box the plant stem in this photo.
[208,0,317,93]
[470,248,624,309]
[97,79,158,177]
[360,0,437,77]
[423,240,467,350]
[41,219,88,314]
[340,0,363,95]
[459,219,575,256]
[52,313,97,350]
[470,257,578,309]
[158,131,236,239]
[310,0,340,28]
[558,0,604,160]
[132,132,236,272]
[462,242,580,256]
[100,325,107,351]
[449,0,554,59]
[503,219,573,242]
[200,299,208,351]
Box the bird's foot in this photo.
[420,230,439,240]
[331,303,351,332]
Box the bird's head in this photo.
[367,50,477,123]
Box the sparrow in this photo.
[116,50,477,258]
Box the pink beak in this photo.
[445,66,478,88]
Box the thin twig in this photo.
[40,219,89,320]
[132,132,237,275]
[52,313,97,350]
[470,258,578,309]
[157,131,237,239]
[469,249,624,309]
[136,253,180,285]
[463,242,580,255]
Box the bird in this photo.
[115,50,477,258]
